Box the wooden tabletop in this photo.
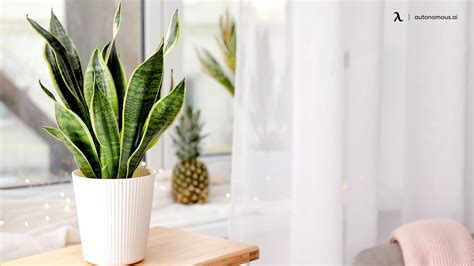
[4,227,259,265]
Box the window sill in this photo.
[0,174,231,239]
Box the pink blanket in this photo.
[390,219,474,266]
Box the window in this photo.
[182,0,238,155]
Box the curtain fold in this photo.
[290,2,344,264]
[231,0,473,264]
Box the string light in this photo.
[43,203,50,209]
[0,221,4,226]
[158,168,164,174]
[45,216,50,221]
[24,221,29,227]
[154,182,158,187]
[25,179,30,184]
[141,161,147,167]
[65,205,71,212]
[66,198,71,203]
[160,185,166,191]
[253,196,259,201]
[225,192,231,199]
[59,192,65,198]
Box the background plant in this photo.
[27,4,185,179]
[196,11,235,96]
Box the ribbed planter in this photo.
[72,167,156,265]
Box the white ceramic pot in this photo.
[72,167,156,265]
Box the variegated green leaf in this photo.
[117,41,164,178]
[105,43,127,128]
[127,79,185,177]
[43,126,96,178]
[164,10,180,55]
[49,10,83,90]
[197,49,234,96]
[101,41,126,128]
[43,45,89,124]
[113,3,122,39]
[90,82,120,179]
[55,103,101,177]
[84,49,118,119]
[169,69,174,91]
[100,148,110,179]
[147,69,175,151]
[101,42,111,59]
[27,17,84,103]
[104,3,122,61]
[38,80,56,102]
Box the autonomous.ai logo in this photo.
[393,11,458,23]
[394,12,404,22]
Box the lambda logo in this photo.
[394,12,404,22]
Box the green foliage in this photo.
[172,106,205,161]
[197,11,236,96]
[28,4,185,178]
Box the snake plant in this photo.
[27,4,185,178]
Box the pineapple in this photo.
[172,106,209,204]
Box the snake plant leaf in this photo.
[100,148,110,179]
[43,45,90,124]
[197,49,234,96]
[113,3,122,39]
[27,17,84,103]
[127,79,185,177]
[117,41,164,178]
[43,127,96,178]
[105,43,127,127]
[101,42,111,59]
[90,83,120,179]
[101,41,126,128]
[104,3,122,61]
[44,45,88,117]
[55,103,101,177]
[147,70,175,151]
[164,10,180,56]
[170,69,174,90]
[84,49,119,119]
[38,80,56,102]
[49,10,83,89]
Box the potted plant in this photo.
[27,4,184,265]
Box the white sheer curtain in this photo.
[230,0,473,264]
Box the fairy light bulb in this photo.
[43,203,50,209]
[24,221,29,227]
[45,216,50,221]
[59,192,65,197]
[225,192,231,199]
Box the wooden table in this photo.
[4,227,259,265]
